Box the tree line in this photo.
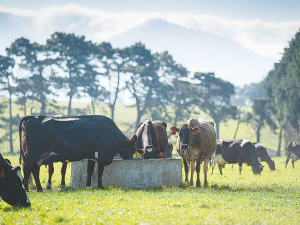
[264,30,300,148]
[0,32,240,153]
[3,30,296,154]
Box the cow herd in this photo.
[0,115,299,208]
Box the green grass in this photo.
[1,154,299,224]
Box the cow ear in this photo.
[130,135,137,144]
[159,121,167,129]
[292,142,297,147]
[12,165,21,172]
[170,127,179,134]
[208,121,214,127]
[4,158,11,165]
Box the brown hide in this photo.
[176,119,216,162]
[153,121,168,151]
[135,119,159,151]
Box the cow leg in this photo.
[97,161,105,189]
[86,160,96,187]
[182,158,189,184]
[285,155,290,168]
[239,162,243,174]
[190,161,195,186]
[292,160,295,169]
[46,163,54,190]
[32,165,43,192]
[196,159,201,187]
[203,159,209,186]
[211,158,215,175]
[60,163,68,189]
[218,164,223,175]
[23,163,35,191]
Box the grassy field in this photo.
[1,154,299,224]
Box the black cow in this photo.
[19,115,137,191]
[19,115,68,191]
[211,139,263,175]
[254,143,275,170]
[285,142,300,168]
[135,119,167,159]
[0,153,31,207]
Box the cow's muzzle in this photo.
[181,144,188,150]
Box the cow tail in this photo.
[19,116,30,165]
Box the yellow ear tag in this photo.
[135,151,142,157]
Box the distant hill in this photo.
[110,19,276,86]
[0,13,276,87]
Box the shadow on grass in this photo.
[2,204,32,212]
[42,182,287,194]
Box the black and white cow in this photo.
[0,153,30,207]
[211,139,263,175]
[285,142,300,168]
[254,143,275,170]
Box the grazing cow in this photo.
[254,143,275,170]
[285,142,300,168]
[135,119,168,159]
[19,115,137,191]
[170,118,216,187]
[0,153,31,207]
[211,139,263,175]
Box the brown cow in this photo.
[170,118,216,187]
[135,119,168,159]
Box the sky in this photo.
[1,1,299,60]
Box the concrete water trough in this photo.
[71,158,182,189]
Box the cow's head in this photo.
[135,119,159,159]
[119,135,138,160]
[0,154,30,207]
[269,160,275,170]
[170,125,201,151]
[251,163,264,175]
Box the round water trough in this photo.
[71,158,182,189]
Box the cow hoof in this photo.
[196,182,201,187]
[46,183,51,190]
[37,188,43,192]
[60,184,65,190]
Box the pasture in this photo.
[1,154,299,224]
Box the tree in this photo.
[95,43,130,120]
[233,107,247,139]
[193,72,237,139]
[47,32,97,116]
[7,38,55,115]
[151,51,190,127]
[0,55,15,153]
[123,43,156,130]
[246,99,278,143]
[265,31,300,135]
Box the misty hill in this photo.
[110,19,276,86]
